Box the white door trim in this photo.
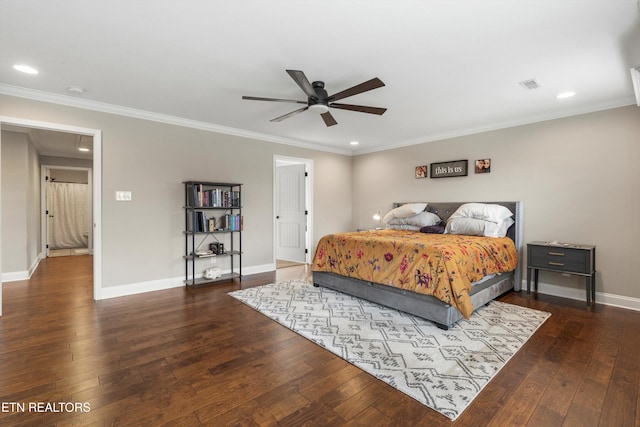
[0,116,103,311]
[273,155,313,266]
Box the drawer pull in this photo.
[548,251,565,256]
[548,261,565,267]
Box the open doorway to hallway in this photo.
[0,117,103,314]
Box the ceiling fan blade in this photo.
[242,96,307,104]
[270,106,309,122]
[328,77,385,102]
[286,70,317,99]
[321,112,337,127]
[330,103,387,115]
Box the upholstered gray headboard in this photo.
[392,201,524,291]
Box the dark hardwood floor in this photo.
[1,255,638,426]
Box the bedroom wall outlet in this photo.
[116,191,132,201]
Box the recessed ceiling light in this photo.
[76,135,91,152]
[350,141,359,146]
[556,91,576,99]
[13,64,39,75]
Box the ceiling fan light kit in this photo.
[242,69,387,127]
[308,103,330,114]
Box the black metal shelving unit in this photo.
[183,181,242,287]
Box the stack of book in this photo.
[187,212,216,233]
[188,185,240,208]
[219,214,243,231]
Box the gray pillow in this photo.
[386,211,441,227]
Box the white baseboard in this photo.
[97,263,276,300]
[2,271,30,282]
[6,262,639,313]
[520,280,640,312]
[243,263,275,275]
[1,256,41,282]
[98,276,185,300]
[3,261,275,299]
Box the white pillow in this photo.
[445,217,515,237]
[445,218,485,236]
[485,217,515,237]
[449,203,513,223]
[386,211,441,227]
[382,203,427,224]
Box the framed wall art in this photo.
[430,160,468,178]
[475,159,491,173]
[415,165,427,178]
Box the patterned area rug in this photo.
[229,280,550,420]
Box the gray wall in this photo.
[49,168,89,184]
[3,92,639,307]
[0,94,353,291]
[1,131,40,273]
[1,131,28,272]
[41,155,93,169]
[352,106,640,302]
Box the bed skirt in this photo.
[312,271,514,329]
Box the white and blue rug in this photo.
[229,280,550,420]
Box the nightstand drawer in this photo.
[528,245,591,274]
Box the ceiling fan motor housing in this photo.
[308,81,330,113]
[310,81,328,101]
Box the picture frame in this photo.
[415,165,427,178]
[475,158,491,173]
[430,160,468,178]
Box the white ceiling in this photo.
[1,1,639,156]
[2,125,94,160]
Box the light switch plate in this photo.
[116,191,132,201]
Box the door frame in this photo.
[0,116,102,314]
[41,165,93,257]
[273,155,313,266]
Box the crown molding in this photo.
[353,96,636,155]
[0,84,352,156]
[2,84,634,158]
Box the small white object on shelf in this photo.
[203,267,222,279]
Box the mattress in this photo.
[312,229,519,318]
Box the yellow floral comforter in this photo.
[312,230,518,319]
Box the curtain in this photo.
[48,182,89,249]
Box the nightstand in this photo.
[526,241,596,305]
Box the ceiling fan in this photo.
[242,70,387,127]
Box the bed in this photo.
[312,201,523,329]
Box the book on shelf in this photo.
[187,211,219,233]
[188,212,244,233]
[187,184,240,208]
[219,213,243,231]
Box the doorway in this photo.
[0,117,103,316]
[274,155,313,268]
[42,166,93,258]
